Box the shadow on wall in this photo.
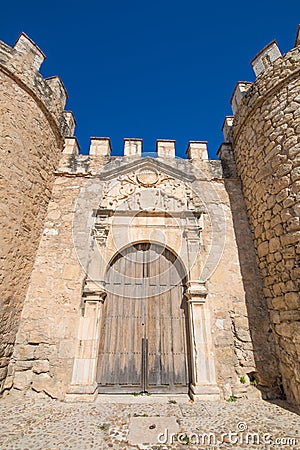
[223,179,283,401]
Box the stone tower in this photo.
[219,25,300,406]
[0,33,75,393]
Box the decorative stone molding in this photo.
[82,279,107,303]
[185,281,208,303]
[99,166,204,212]
[183,216,203,241]
[184,280,220,400]
[67,280,107,401]
[93,214,110,246]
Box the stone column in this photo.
[66,282,106,402]
[185,281,220,400]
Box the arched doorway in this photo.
[97,242,190,393]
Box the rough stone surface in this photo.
[1,29,299,410]
[0,394,299,449]
[0,35,74,394]
[7,148,279,401]
[231,42,300,406]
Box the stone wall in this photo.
[7,139,280,400]
[1,31,289,403]
[228,30,300,405]
[0,34,74,393]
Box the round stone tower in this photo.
[223,26,300,406]
[0,33,75,393]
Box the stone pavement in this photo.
[0,393,299,449]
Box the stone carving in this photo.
[136,169,159,187]
[100,168,203,212]
[93,215,109,245]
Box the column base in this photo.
[65,382,98,402]
[189,383,220,401]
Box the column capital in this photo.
[82,280,107,303]
[185,281,208,303]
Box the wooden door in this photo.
[97,243,189,393]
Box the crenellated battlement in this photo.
[2,25,298,407]
[62,136,209,159]
[0,32,75,138]
[230,82,252,115]
[250,40,282,77]
[57,137,216,177]
[227,25,300,120]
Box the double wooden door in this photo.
[97,243,189,393]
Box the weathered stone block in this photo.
[269,237,281,253]
[31,373,52,392]
[13,370,33,390]
[14,361,34,372]
[33,360,50,374]
[257,241,269,257]
[285,292,300,309]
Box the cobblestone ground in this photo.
[0,393,299,449]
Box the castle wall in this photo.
[9,175,87,399]
[209,177,280,399]
[1,30,292,403]
[230,37,300,405]
[7,141,279,400]
[0,34,74,393]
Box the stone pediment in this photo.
[99,156,196,183]
[97,157,203,213]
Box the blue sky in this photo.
[1,1,300,159]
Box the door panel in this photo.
[97,243,189,393]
